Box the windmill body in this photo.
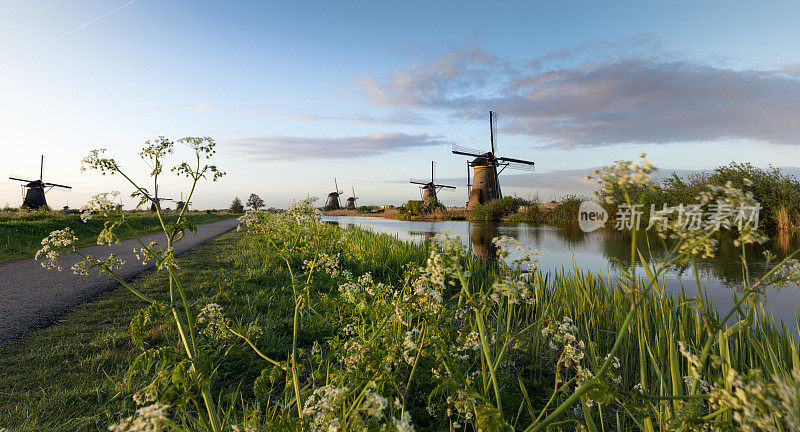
[452,111,535,210]
[174,192,192,211]
[325,178,344,209]
[150,198,173,212]
[9,155,71,210]
[409,161,455,205]
[345,186,358,209]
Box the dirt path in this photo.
[0,218,239,343]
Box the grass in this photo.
[0,211,237,262]
[0,230,242,431]
[1,212,797,431]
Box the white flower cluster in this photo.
[402,329,421,365]
[586,153,656,204]
[304,252,341,278]
[338,272,388,310]
[769,259,800,290]
[302,385,349,432]
[445,390,476,429]
[490,275,533,305]
[710,368,800,432]
[36,227,78,270]
[288,197,321,220]
[493,236,540,272]
[236,211,258,230]
[343,339,365,371]
[391,411,415,432]
[108,402,169,432]
[80,191,121,222]
[360,381,388,420]
[133,241,160,265]
[196,303,229,340]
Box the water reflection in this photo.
[325,215,800,326]
[469,224,499,262]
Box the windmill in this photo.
[175,192,192,211]
[9,155,72,209]
[345,186,359,209]
[150,197,173,212]
[409,161,456,205]
[325,178,344,209]
[452,111,535,209]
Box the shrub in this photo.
[469,197,528,221]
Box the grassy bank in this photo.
[1,207,798,431]
[0,211,237,262]
[0,231,242,430]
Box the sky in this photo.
[1,0,800,209]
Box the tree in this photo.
[230,196,244,213]
[246,193,265,211]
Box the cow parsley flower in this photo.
[391,411,415,432]
[196,303,229,340]
[108,402,169,432]
[586,153,657,204]
[302,385,349,432]
[361,382,387,420]
[36,227,78,270]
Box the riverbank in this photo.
[2,209,797,430]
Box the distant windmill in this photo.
[175,192,192,211]
[452,111,535,209]
[409,161,456,205]
[150,197,173,212]
[345,186,359,209]
[9,155,72,209]
[325,178,344,209]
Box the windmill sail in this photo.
[451,111,536,209]
[9,155,71,209]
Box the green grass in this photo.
[0,231,242,431]
[0,211,237,262]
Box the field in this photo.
[0,211,237,262]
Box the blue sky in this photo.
[2,1,799,209]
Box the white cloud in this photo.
[224,133,449,161]
[355,43,800,147]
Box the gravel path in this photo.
[0,218,240,343]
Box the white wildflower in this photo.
[108,402,169,432]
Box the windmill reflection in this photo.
[469,223,499,262]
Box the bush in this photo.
[402,200,442,216]
[597,162,800,231]
[468,197,528,221]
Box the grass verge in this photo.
[0,230,241,431]
[0,211,237,262]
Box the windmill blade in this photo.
[498,156,535,172]
[9,177,35,183]
[435,184,456,190]
[44,182,72,189]
[452,144,484,157]
[490,111,498,154]
[409,178,430,185]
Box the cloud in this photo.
[224,133,449,161]
[355,43,800,147]
[193,102,225,111]
[289,111,433,125]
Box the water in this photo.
[322,215,800,329]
